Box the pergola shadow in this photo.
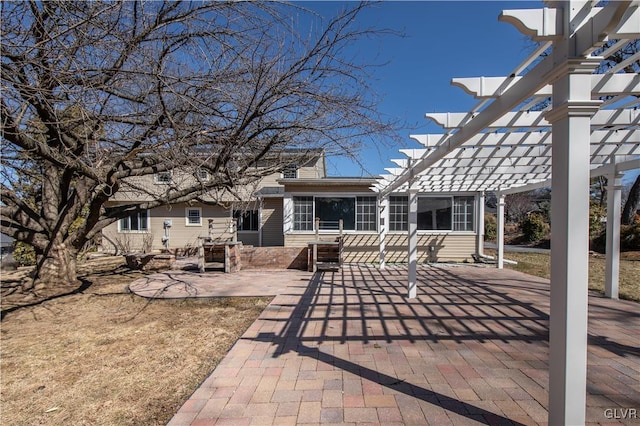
[250,264,555,424]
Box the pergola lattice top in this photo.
[375,2,640,196]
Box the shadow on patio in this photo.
[169,264,639,425]
[248,264,638,424]
[248,265,552,424]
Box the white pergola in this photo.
[373,1,639,424]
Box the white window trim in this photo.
[288,193,379,234]
[118,210,150,233]
[197,169,210,181]
[185,207,202,227]
[154,170,173,184]
[282,164,299,179]
[385,193,477,234]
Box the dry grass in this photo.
[494,250,640,302]
[1,260,271,426]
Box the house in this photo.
[102,150,483,263]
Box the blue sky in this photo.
[300,1,640,185]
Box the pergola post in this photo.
[379,196,389,270]
[477,192,485,256]
[496,192,505,269]
[407,189,418,298]
[605,172,623,299]
[372,2,639,423]
[546,52,601,424]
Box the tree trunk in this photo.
[24,242,79,292]
[622,175,640,225]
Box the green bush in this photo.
[520,213,549,243]
[12,241,36,266]
[484,213,497,241]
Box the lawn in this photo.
[0,258,271,426]
[494,250,640,302]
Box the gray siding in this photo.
[261,198,284,246]
[103,203,234,252]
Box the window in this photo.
[292,196,377,231]
[389,196,408,231]
[453,196,475,231]
[293,196,314,231]
[356,197,377,231]
[119,210,148,232]
[185,207,202,226]
[154,171,172,183]
[196,169,209,181]
[282,164,298,179]
[417,197,452,230]
[234,210,259,231]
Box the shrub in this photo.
[620,222,640,250]
[484,213,497,241]
[12,241,36,266]
[589,202,606,239]
[520,213,549,243]
[591,220,640,253]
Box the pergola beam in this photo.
[374,3,639,422]
[424,109,639,130]
[378,52,557,198]
[451,73,640,99]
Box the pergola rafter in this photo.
[373,1,640,424]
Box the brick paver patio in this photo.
[130,264,639,425]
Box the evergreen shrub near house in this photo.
[12,241,36,266]
[520,213,549,243]
[484,213,497,241]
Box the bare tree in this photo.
[622,175,640,225]
[505,191,537,224]
[1,1,397,289]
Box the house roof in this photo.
[278,177,379,186]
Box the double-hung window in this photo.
[389,196,408,231]
[453,196,475,231]
[185,207,202,226]
[196,169,210,181]
[356,197,377,231]
[282,164,298,179]
[293,196,314,231]
[154,171,172,184]
[119,210,149,232]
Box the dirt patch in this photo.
[1,258,271,425]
